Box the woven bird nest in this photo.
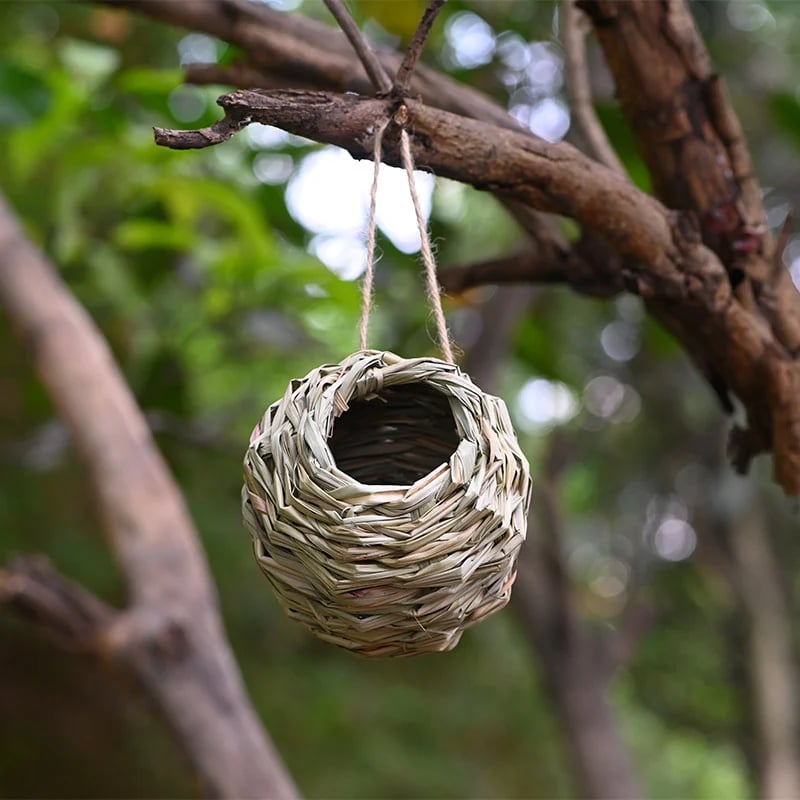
[242,350,532,657]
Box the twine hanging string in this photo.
[399,128,455,364]
[358,118,390,352]
[359,111,454,364]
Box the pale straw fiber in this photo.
[242,349,532,657]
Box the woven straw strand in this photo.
[242,350,532,657]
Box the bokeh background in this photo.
[2,1,800,797]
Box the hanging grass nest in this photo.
[242,349,532,657]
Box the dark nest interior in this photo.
[328,384,460,485]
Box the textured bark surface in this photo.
[156,87,800,494]
[579,0,800,484]
[100,0,800,492]
[0,195,298,800]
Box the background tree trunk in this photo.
[0,194,298,800]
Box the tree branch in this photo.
[153,105,253,149]
[562,0,625,174]
[153,86,800,493]
[94,0,569,351]
[0,558,115,653]
[0,192,298,800]
[394,0,447,96]
[95,0,524,131]
[440,237,624,298]
[322,0,392,94]
[100,0,800,493]
[155,90,670,255]
[579,0,800,354]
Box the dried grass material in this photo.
[242,350,532,657]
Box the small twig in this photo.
[322,0,392,94]
[0,557,115,652]
[154,107,252,149]
[562,0,625,175]
[394,0,447,96]
[439,245,624,298]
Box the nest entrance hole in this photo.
[328,384,460,485]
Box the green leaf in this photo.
[58,39,120,89]
[114,219,196,251]
[770,91,800,151]
[0,59,52,128]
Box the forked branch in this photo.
[0,192,298,800]
[105,0,800,494]
[154,87,800,494]
[322,0,391,93]
[562,0,625,174]
[395,0,447,95]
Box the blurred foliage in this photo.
[1,1,799,798]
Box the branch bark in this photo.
[158,87,800,494]
[578,0,800,352]
[0,194,298,800]
[98,0,800,494]
[321,0,391,94]
[562,0,625,174]
[97,0,520,131]
[394,0,447,96]
[440,235,624,299]
[0,558,116,652]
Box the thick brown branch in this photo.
[96,0,564,328]
[156,87,800,493]
[0,193,298,800]
[158,90,670,257]
[579,0,800,355]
